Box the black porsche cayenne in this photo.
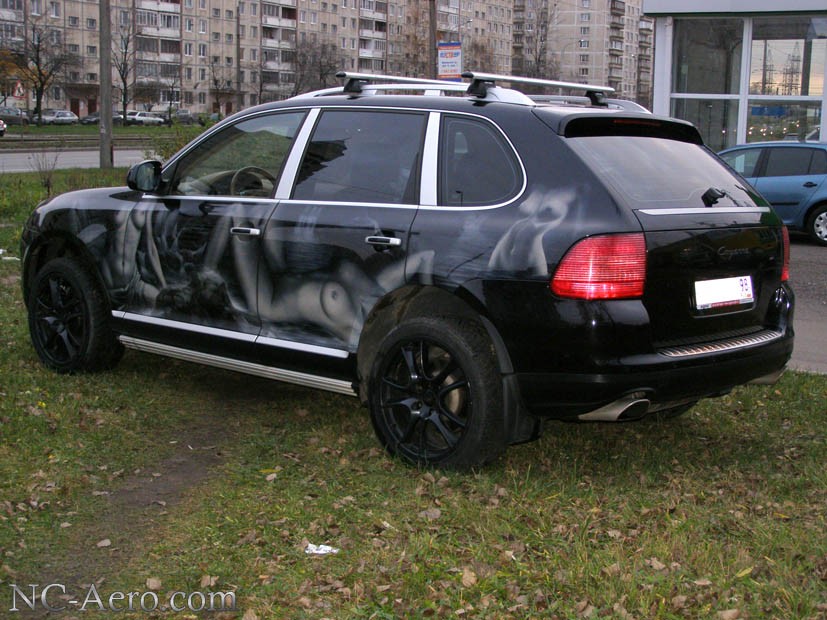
[20,72,794,468]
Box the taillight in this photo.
[551,233,647,300]
[781,225,790,282]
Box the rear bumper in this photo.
[516,329,794,419]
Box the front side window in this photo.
[720,148,761,178]
[167,112,306,197]
[293,110,426,204]
[439,116,522,206]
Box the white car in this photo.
[127,111,166,126]
[41,110,79,125]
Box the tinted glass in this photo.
[567,136,757,208]
[293,110,425,204]
[811,149,827,175]
[168,111,305,196]
[720,148,761,177]
[439,116,522,206]
[763,148,816,177]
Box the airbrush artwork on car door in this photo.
[116,111,307,339]
[260,109,432,353]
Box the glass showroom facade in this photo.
[644,3,827,151]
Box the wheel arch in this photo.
[23,232,109,309]
[356,283,515,402]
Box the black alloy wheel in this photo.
[369,317,505,468]
[28,258,123,373]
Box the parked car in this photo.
[80,111,124,125]
[20,72,794,468]
[40,110,79,125]
[0,106,29,126]
[719,141,827,246]
[125,111,165,126]
[0,118,6,137]
[170,109,195,125]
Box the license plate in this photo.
[694,276,754,310]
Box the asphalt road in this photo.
[0,148,147,173]
[1,148,824,373]
[788,235,827,374]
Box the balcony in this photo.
[264,60,293,71]
[262,38,294,49]
[359,48,385,59]
[638,18,653,32]
[138,0,180,12]
[360,8,387,20]
[263,15,297,28]
[610,0,625,15]
[609,59,622,70]
[609,15,624,28]
[609,46,623,56]
[360,28,386,39]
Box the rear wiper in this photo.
[702,187,727,207]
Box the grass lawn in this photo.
[0,171,825,619]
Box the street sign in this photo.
[437,42,462,81]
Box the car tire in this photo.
[28,258,124,374]
[806,204,827,246]
[368,316,506,469]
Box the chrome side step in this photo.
[658,329,783,358]
[119,336,356,397]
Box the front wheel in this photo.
[807,204,827,246]
[28,258,124,373]
[368,317,506,469]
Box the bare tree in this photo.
[0,49,20,106]
[402,3,432,78]
[290,39,345,96]
[12,16,78,123]
[209,62,236,115]
[112,21,140,119]
[463,40,495,74]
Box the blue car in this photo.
[719,141,827,246]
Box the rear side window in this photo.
[293,110,425,204]
[720,148,761,177]
[439,116,522,206]
[763,147,825,177]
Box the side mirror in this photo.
[126,160,162,193]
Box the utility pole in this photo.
[428,0,437,79]
[99,0,113,168]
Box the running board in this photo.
[119,336,357,397]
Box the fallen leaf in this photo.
[693,578,713,587]
[735,566,753,579]
[461,567,477,588]
[418,507,441,521]
[200,574,219,588]
[718,610,741,620]
[146,577,162,591]
[96,539,111,548]
[646,557,666,571]
[672,595,688,609]
[242,610,258,620]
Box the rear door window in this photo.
[762,147,822,177]
[292,110,426,204]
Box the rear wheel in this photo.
[368,317,506,469]
[807,204,827,246]
[28,258,123,373]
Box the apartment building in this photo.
[0,0,648,117]
[512,0,652,106]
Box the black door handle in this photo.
[803,181,818,188]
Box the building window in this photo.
[86,45,96,55]
[199,19,206,33]
[225,33,233,43]
[212,7,220,17]
[580,13,590,22]
[184,42,193,55]
[579,40,589,48]
[68,15,78,27]
[86,73,97,81]
[185,18,193,32]
[86,17,96,29]
[212,32,219,41]
[198,43,207,57]
[579,67,589,76]
[48,1,58,17]
[199,68,206,80]
[672,18,742,95]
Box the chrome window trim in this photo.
[113,311,349,358]
[639,207,771,216]
[140,195,279,205]
[420,112,441,206]
[276,107,321,199]
[119,336,355,396]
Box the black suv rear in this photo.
[20,72,794,468]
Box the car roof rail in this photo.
[293,70,617,107]
[462,71,615,106]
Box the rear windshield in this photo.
[566,136,761,209]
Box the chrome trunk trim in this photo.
[658,329,783,358]
[119,336,356,396]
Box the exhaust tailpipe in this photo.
[578,393,650,422]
